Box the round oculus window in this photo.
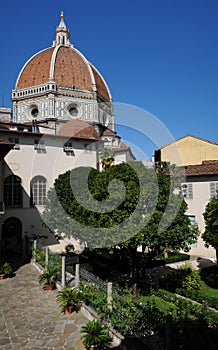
[69,106,78,117]
[31,108,39,118]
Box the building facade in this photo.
[183,160,218,258]
[155,136,218,259]
[155,134,218,166]
[0,13,134,257]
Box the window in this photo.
[4,175,22,208]
[63,142,75,156]
[188,215,196,225]
[8,137,20,150]
[69,107,78,116]
[181,183,193,199]
[210,182,218,198]
[63,142,73,151]
[188,215,197,247]
[31,176,47,206]
[34,139,46,153]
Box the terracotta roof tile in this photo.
[17,48,54,89]
[185,160,218,176]
[102,128,116,136]
[54,47,93,90]
[90,64,111,101]
[57,120,100,139]
[16,46,111,102]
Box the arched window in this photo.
[31,176,47,206]
[4,175,23,208]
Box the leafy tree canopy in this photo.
[43,162,157,247]
[42,162,198,259]
[203,191,218,264]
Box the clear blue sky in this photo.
[1,0,218,160]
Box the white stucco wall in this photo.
[184,178,218,258]
[0,133,98,250]
[4,135,97,193]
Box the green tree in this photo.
[202,191,218,264]
[42,162,199,283]
[42,162,157,248]
[116,162,199,282]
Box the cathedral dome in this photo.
[14,12,111,102]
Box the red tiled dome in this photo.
[16,45,111,101]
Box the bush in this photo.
[181,267,201,291]
[160,263,201,292]
[33,248,46,267]
[0,262,13,275]
[164,252,190,264]
[79,281,109,318]
[200,266,218,289]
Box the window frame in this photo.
[181,183,193,199]
[30,176,47,206]
[4,175,23,208]
[210,181,218,199]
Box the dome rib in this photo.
[90,64,112,101]
[53,46,93,91]
[49,45,60,81]
[14,14,112,102]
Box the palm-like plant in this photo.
[38,265,57,290]
[0,262,12,279]
[56,287,81,314]
[99,148,114,170]
[80,319,111,349]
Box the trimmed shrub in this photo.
[160,263,201,292]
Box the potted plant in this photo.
[80,319,111,349]
[38,265,58,290]
[0,262,13,280]
[56,287,81,314]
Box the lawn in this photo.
[140,294,177,314]
[176,280,218,310]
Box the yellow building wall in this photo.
[160,135,218,166]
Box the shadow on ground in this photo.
[196,257,216,269]
[1,252,30,274]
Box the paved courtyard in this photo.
[0,261,89,350]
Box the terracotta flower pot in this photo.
[45,284,55,291]
[65,306,73,315]
[0,274,5,280]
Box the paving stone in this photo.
[0,260,87,349]
[64,323,77,334]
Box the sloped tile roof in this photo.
[185,160,218,176]
[57,120,100,139]
[102,128,117,136]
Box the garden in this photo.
[33,246,218,350]
[36,161,218,349]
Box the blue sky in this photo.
[1,0,218,160]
